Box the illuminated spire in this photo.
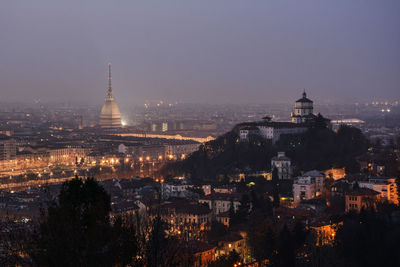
[107,62,113,98]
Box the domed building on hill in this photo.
[291,91,315,123]
[99,63,122,129]
[238,90,330,143]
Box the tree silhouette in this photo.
[27,176,138,267]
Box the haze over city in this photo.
[1,0,399,105]
[2,1,400,266]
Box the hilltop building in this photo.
[291,91,315,123]
[238,91,330,143]
[239,121,307,144]
[99,63,122,129]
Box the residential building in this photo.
[271,152,292,179]
[345,188,380,213]
[184,241,216,267]
[216,232,248,260]
[293,170,325,203]
[159,202,212,225]
[293,176,316,203]
[161,180,194,199]
[304,170,325,196]
[359,177,398,205]
[199,193,241,216]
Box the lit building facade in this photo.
[345,188,380,213]
[359,177,398,205]
[99,63,122,129]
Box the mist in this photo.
[1,0,399,106]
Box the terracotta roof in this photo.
[346,188,380,197]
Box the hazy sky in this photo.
[1,0,399,106]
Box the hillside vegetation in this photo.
[159,125,368,182]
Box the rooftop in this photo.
[199,192,242,201]
[296,91,313,103]
[161,201,211,215]
[346,188,380,197]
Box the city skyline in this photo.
[1,1,399,105]
[1,2,400,265]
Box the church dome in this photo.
[296,91,313,103]
[99,98,122,128]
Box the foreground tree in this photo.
[334,205,400,267]
[27,177,138,267]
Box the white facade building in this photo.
[271,152,292,180]
[239,126,259,142]
[239,122,307,143]
[161,180,194,199]
[199,193,241,216]
[238,91,329,143]
[258,124,307,144]
[293,170,325,203]
[303,170,325,196]
[293,176,316,203]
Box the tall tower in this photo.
[99,63,122,129]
